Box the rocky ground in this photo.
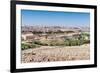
[21,44,90,63]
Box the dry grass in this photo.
[21,44,90,63]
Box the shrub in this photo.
[21,42,41,50]
[64,38,82,46]
[33,41,42,45]
[21,43,30,50]
[31,43,40,48]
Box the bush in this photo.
[21,42,41,50]
[83,40,90,44]
[64,38,82,46]
[33,41,42,45]
[49,40,65,46]
[21,43,30,50]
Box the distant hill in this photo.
[22,25,90,33]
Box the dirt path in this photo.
[21,44,90,63]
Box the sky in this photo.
[21,9,90,27]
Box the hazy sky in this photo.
[21,9,90,27]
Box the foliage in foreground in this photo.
[21,32,90,50]
[21,43,40,50]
